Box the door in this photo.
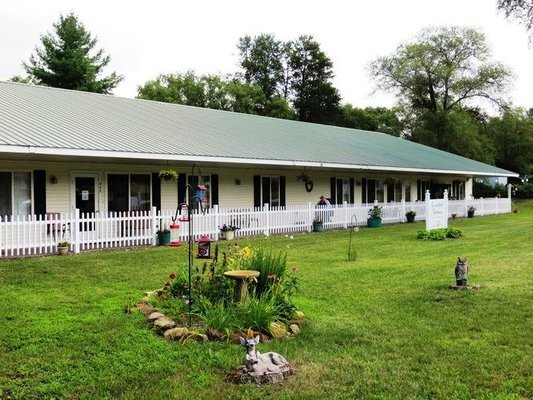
[72,173,99,231]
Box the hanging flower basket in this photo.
[159,169,178,182]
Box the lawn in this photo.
[0,202,531,399]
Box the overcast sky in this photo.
[1,0,531,111]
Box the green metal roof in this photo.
[0,81,516,177]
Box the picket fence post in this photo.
[213,205,220,240]
[73,209,80,254]
[263,203,270,236]
[151,206,157,246]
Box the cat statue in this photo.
[455,257,468,286]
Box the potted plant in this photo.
[367,205,383,228]
[219,224,239,240]
[57,240,70,255]
[405,210,416,223]
[312,216,323,232]
[157,226,171,245]
[158,169,178,182]
[467,205,476,218]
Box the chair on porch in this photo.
[46,212,70,241]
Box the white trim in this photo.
[0,145,518,178]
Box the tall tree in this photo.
[370,26,512,153]
[486,108,533,175]
[23,13,123,93]
[497,0,533,40]
[237,34,285,99]
[287,35,341,124]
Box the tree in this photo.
[370,26,512,154]
[137,71,295,119]
[497,0,533,40]
[337,105,404,136]
[237,34,285,99]
[23,13,123,93]
[287,35,341,124]
[486,108,533,175]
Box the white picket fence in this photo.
[0,197,511,257]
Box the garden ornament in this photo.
[455,257,468,286]
[239,336,290,376]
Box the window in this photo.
[188,175,212,208]
[365,179,385,203]
[107,174,151,212]
[333,178,351,204]
[451,180,465,200]
[0,172,32,216]
[404,181,411,202]
[417,180,431,201]
[262,176,280,207]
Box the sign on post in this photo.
[425,190,448,230]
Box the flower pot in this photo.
[467,211,475,218]
[221,230,235,240]
[157,232,171,246]
[406,214,416,223]
[57,246,69,255]
[312,222,323,232]
[367,217,382,228]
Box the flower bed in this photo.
[134,244,305,342]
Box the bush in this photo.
[513,182,533,199]
[416,227,463,240]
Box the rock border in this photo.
[134,290,305,343]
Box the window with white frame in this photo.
[333,178,351,204]
[107,174,151,212]
[262,176,281,207]
[0,171,32,216]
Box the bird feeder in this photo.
[196,235,212,259]
[195,184,208,205]
[169,222,182,247]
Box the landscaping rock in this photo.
[148,312,165,321]
[289,324,300,335]
[136,303,157,315]
[195,333,209,342]
[153,316,176,330]
[207,329,225,340]
[164,327,189,340]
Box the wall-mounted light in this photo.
[50,176,58,184]
[235,179,241,185]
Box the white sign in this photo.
[81,190,89,201]
[425,190,449,230]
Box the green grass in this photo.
[1,201,532,399]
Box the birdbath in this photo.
[223,270,260,302]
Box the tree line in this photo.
[9,9,533,180]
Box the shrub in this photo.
[416,227,463,240]
[416,229,429,239]
[445,227,463,239]
[428,229,446,240]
